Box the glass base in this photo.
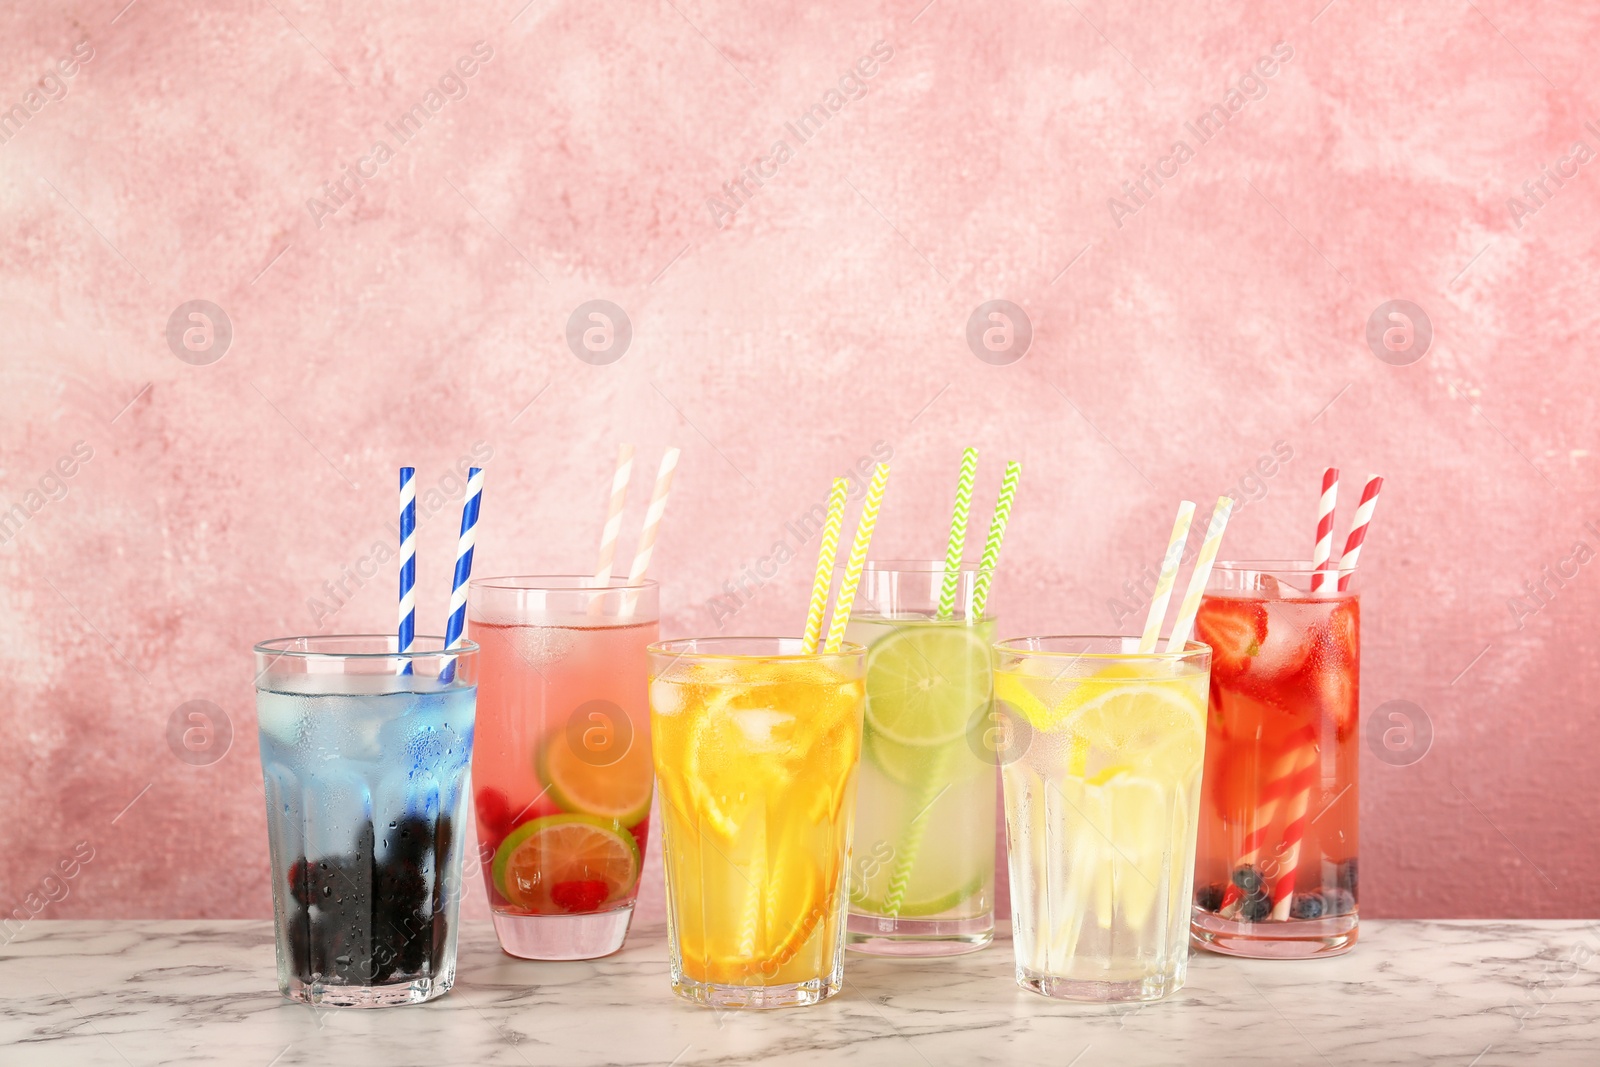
[1015,965,1182,1003]
[846,913,994,957]
[492,904,634,960]
[281,968,454,1008]
[1190,908,1358,959]
[670,973,841,1010]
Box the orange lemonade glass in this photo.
[468,577,657,960]
[648,638,865,1009]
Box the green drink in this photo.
[846,562,997,956]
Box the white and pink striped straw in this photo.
[622,447,680,614]
[594,443,635,585]
[1310,467,1339,592]
[1336,475,1384,592]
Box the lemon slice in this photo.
[1060,676,1204,783]
[864,623,992,747]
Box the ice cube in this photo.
[730,708,794,749]
[650,680,684,716]
[256,691,306,747]
[511,626,575,670]
[1253,602,1313,677]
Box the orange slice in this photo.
[539,728,653,827]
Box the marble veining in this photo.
[2,921,1597,1065]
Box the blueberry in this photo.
[1194,883,1225,912]
[1321,888,1355,916]
[1239,894,1273,922]
[1289,893,1325,920]
[1231,865,1265,895]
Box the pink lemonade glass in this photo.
[468,577,658,960]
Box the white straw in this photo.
[622,447,680,614]
[1138,500,1195,653]
[1165,495,1234,653]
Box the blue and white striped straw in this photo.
[398,467,417,674]
[440,467,484,683]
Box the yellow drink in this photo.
[648,638,865,1009]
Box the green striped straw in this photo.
[969,460,1021,617]
[882,746,951,917]
[936,447,980,619]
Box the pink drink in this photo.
[468,578,657,960]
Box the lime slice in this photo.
[864,623,992,747]
[538,726,653,827]
[492,813,641,913]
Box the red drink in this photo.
[468,578,657,960]
[1189,563,1359,958]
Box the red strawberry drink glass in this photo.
[1190,562,1358,958]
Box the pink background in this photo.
[2,0,1596,926]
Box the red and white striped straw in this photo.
[1269,744,1320,920]
[1310,467,1339,592]
[1336,475,1383,592]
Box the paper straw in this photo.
[1138,500,1195,653]
[936,447,980,619]
[824,463,890,653]
[1269,743,1321,921]
[1222,724,1315,919]
[621,447,680,615]
[1165,495,1234,653]
[398,467,417,674]
[969,460,1021,618]
[594,444,634,585]
[1336,475,1383,592]
[881,746,949,917]
[440,467,484,682]
[1310,467,1340,592]
[801,478,850,654]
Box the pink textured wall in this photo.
[2,0,1597,927]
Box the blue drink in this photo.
[254,636,478,1008]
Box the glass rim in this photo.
[863,558,989,573]
[647,636,866,660]
[1212,559,1337,574]
[993,635,1210,662]
[252,634,480,659]
[469,574,658,592]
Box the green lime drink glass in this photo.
[845,561,997,956]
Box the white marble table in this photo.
[2,921,1596,1065]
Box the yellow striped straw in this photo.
[1138,500,1196,653]
[801,478,850,653]
[1165,495,1235,653]
[825,463,891,653]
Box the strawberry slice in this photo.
[1300,602,1358,739]
[474,787,562,852]
[1195,597,1268,681]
